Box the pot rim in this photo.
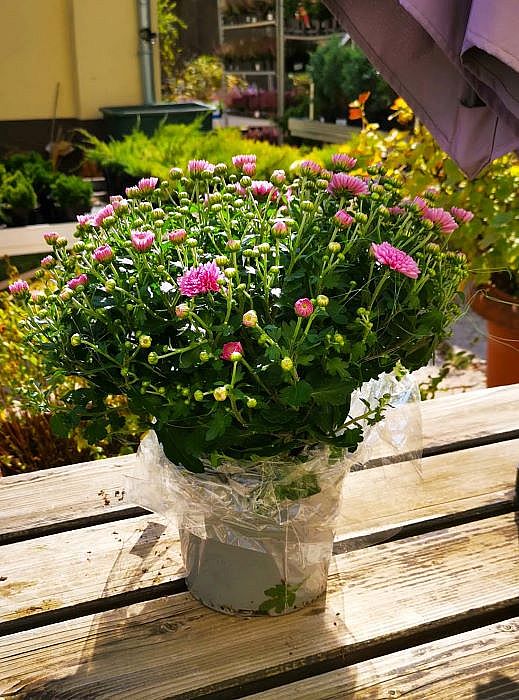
[469,283,519,330]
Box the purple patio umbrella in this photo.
[325,0,519,178]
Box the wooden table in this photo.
[1,385,518,698]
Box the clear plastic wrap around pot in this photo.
[125,371,422,615]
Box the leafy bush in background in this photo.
[0,171,37,225]
[308,37,395,124]
[49,173,93,215]
[81,123,303,181]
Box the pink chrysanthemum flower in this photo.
[422,207,458,234]
[388,206,405,215]
[451,207,474,224]
[177,261,222,297]
[250,180,279,200]
[67,274,88,290]
[131,230,155,252]
[92,245,114,263]
[242,162,256,176]
[168,228,187,244]
[331,153,357,171]
[76,214,94,226]
[93,204,115,227]
[271,169,286,185]
[412,196,428,211]
[371,242,420,279]
[110,197,128,212]
[43,231,59,245]
[232,154,256,172]
[125,185,140,198]
[137,177,159,192]
[327,173,369,197]
[272,219,288,236]
[294,298,314,317]
[40,255,55,268]
[299,160,321,177]
[188,159,215,175]
[221,341,243,361]
[334,209,354,227]
[8,279,29,295]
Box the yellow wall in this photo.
[0,0,161,121]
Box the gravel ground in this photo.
[412,308,487,395]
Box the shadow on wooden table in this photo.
[14,524,361,698]
[475,673,519,698]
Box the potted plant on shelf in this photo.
[49,173,93,223]
[0,170,37,226]
[10,154,468,615]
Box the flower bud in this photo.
[328,242,342,254]
[216,255,229,267]
[316,294,329,307]
[56,237,68,248]
[139,335,152,348]
[281,357,294,372]
[242,310,258,327]
[194,390,204,402]
[70,333,81,347]
[226,239,241,252]
[258,242,270,254]
[224,267,237,279]
[147,352,159,365]
[101,215,116,227]
[214,162,228,175]
[301,200,315,212]
[175,303,189,319]
[334,333,345,346]
[294,298,314,317]
[246,397,257,408]
[105,279,117,293]
[186,237,198,248]
[240,175,252,188]
[213,386,228,402]
[169,167,183,180]
[199,351,210,362]
[271,219,288,237]
[230,351,242,361]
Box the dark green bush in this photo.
[308,37,395,123]
[0,171,37,224]
[50,173,93,213]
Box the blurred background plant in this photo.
[308,37,396,125]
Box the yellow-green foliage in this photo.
[0,292,45,414]
[81,123,303,180]
[81,118,517,289]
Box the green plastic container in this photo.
[100,102,214,139]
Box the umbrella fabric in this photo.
[325,0,519,178]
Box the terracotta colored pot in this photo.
[470,285,519,387]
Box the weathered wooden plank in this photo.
[1,513,517,698]
[336,437,519,543]
[241,617,519,699]
[419,384,519,454]
[0,454,140,541]
[287,118,359,143]
[0,514,182,628]
[1,384,517,540]
[1,439,517,630]
[1,436,517,557]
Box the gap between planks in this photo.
[1,513,518,699]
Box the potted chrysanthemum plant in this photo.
[10,153,468,615]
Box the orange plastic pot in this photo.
[470,285,519,387]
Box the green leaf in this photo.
[325,357,350,379]
[205,410,232,442]
[155,425,204,473]
[84,418,108,443]
[311,384,348,406]
[279,381,312,408]
[50,410,81,438]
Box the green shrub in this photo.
[308,37,395,123]
[0,171,37,223]
[49,173,93,213]
[81,123,303,180]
